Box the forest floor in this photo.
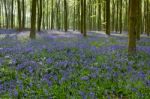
[0,29,150,98]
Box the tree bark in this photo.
[38,0,43,31]
[11,0,14,28]
[64,0,68,32]
[17,0,22,31]
[106,0,110,35]
[128,0,138,54]
[30,0,37,39]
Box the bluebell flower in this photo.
[89,92,95,98]
[28,66,33,73]
[127,66,133,72]
[79,91,87,99]
[138,71,145,79]
[46,58,53,64]
[14,90,18,96]
[81,76,89,81]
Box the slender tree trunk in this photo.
[1,1,5,28]
[137,0,142,40]
[106,0,110,35]
[81,0,86,36]
[115,0,119,33]
[83,0,86,36]
[0,1,2,28]
[64,0,68,32]
[98,0,101,31]
[11,0,14,28]
[22,0,25,29]
[77,0,80,31]
[147,0,150,36]
[4,0,9,29]
[112,0,115,31]
[17,0,22,31]
[81,0,84,34]
[88,0,91,31]
[51,0,54,30]
[119,0,122,34]
[73,0,76,31]
[42,0,45,30]
[46,0,49,29]
[124,0,128,31]
[38,0,42,31]
[56,0,60,30]
[103,0,105,22]
[30,0,37,39]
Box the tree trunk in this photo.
[106,0,110,35]
[4,0,9,29]
[81,0,84,34]
[64,0,68,32]
[83,0,86,36]
[77,0,80,31]
[51,0,54,30]
[30,0,37,39]
[115,0,119,33]
[81,0,86,36]
[147,0,150,36]
[128,0,138,54]
[73,0,76,31]
[136,0,142,40]
[97,0,101,31]
[38,0,42,31]
[112,0,115,31]
[17,0,22,31]
[119,0,122,34]
[22,0,25,29]
[11,0,14,28]
[0,9,1,28]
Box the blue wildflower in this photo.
[46,58,53,64]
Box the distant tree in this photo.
[106,0,110,35]
[0,0,2,28]
[77,0,80,31]
[46,0,49,29]
[51,0,54,30]
[11,0,14,28]
[124,0,128,31]
[103,0,106,30]
[81,0,84,34]
[73,0,76,31]
[42,0,46,29]
[37,0,43,31]
[64,0,68,32]
[83,0,86,36]
[115,0,119,33]
[136,0,142,40]
[81,0,86,36]
[22,0,26,29]
[111,0,115,31]
[30,0,37,39]
[3,0,9,29]
[56,0,61,30]
[17,0,22,31]
[98,0,102,31]
[146,0,150,36]
[119,0,122,34]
